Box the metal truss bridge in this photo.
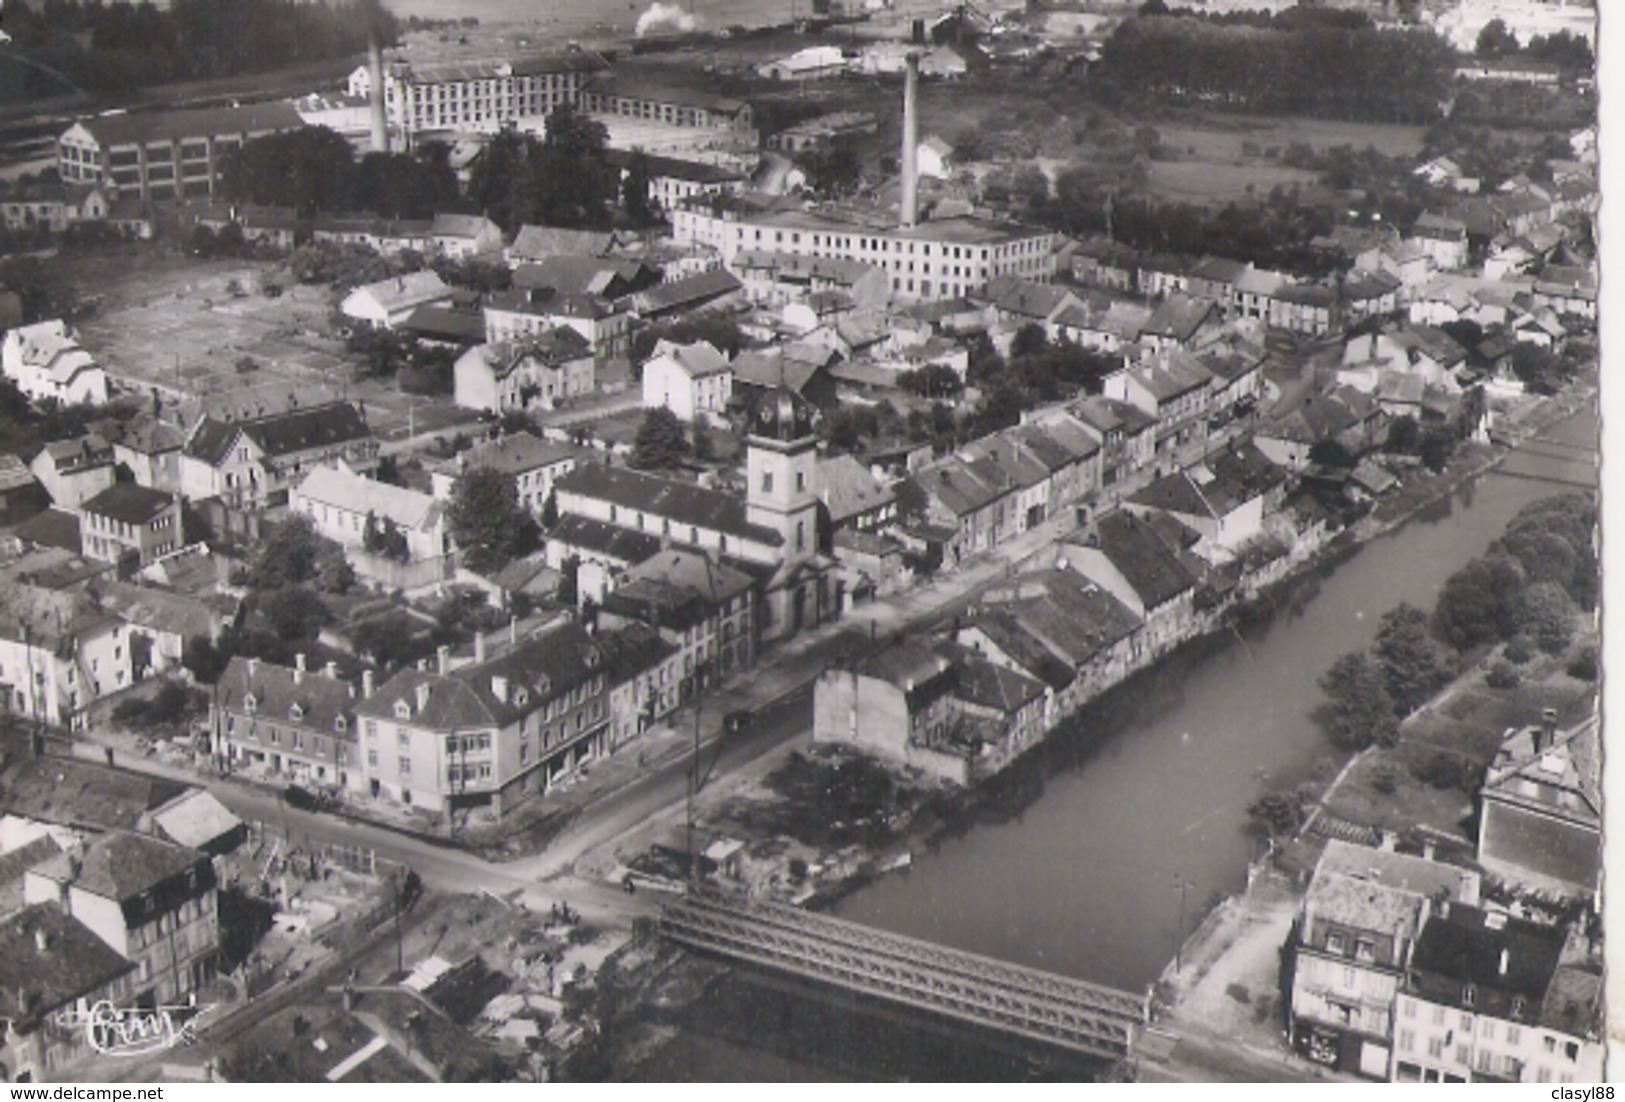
[659,892,1148,1061]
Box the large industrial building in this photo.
[57,103,305,200]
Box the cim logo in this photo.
[52,1001,217,1057]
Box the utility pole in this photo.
[1174,874,1189,974]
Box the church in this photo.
[550,387,840,644]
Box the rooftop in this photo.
[69,102,303,149]
[0,904,136,1023]
[79,482,175,526]
[556,463,782,548]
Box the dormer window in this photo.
[585,647,601,670]
[288,703,304,721]
[1326,931,1346,954]
[334,716,348,734]
[394,699,412,720]
[1463,984,1476,1007]
[515,688,530,707]
[244,693,257,714]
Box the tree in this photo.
[1245,790,1304,840]
[558,553,581,607]
[1371,603,1449,715]
[1011,322,1049,358]
[446,466,529,574]
[630,407,690,471]
[1384,415,1420,454]
[1309,438,1356,468]
[1418,427,1455,473]
[1475,17,1517,57]
[182,634,230,684]
[248,515,333,589]
[259,584,330,643]
[622,150,656,226]
[1514,581,1576,655]
[540,490,559,529]
[219,126,358,216]
[1317,651,1399,749]
[1432,553,1525,650]
[362,511,410,563]
[690,412,715,463]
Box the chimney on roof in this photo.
[436,644,450,676]
[33,927,48,954]
[475,632,487,664]
[1379,830,1397,852]
[293,652,305,684]
[362,669,375,698]
[1498,947,1510,977]
[491,674,509,703]
[1537,707,1558,751]
[325,660,338,680]
[246,656,259,680]
[1422,838,1436,861]
[414,681,430,713]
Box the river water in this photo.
[630,402,1597,1079]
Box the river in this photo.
[629,401,1597,1079]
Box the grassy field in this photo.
[1322,631,1597,841]
[1146,160,1321,205]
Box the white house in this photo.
[641,339,732,423]
[292,461,449,574]
[339,271,456,330]
[917,135,955,180]
[1,320,108,406]
[452,329,596,414]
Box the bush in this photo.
[1414,750,1473,791]
[1566,644,1598,682]
[1370,761,1399,795]
[1503,634,1534,665]
[1484,659,1522,690]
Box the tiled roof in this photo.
[815,453,894,526]
[631,269,742,315]
[400,304,486,343]
[0,452,37,493]
[732,349,825,395]
[556,464,782,547]
[11,508,83,555]
[547,513,661,565]
[94,581,216,639]
[355,620,606,731]
[0,904,136,1023]
[1,756,190,830]
[79,482,174,526]
[106,412,184,456]
[907,455,1010,517]
[294,464,441,532]
[430,212,498,240]
[954,654,1045,714]
[979,275,1074,319]
[347,270,453,314]
[1083,510,1197,609]
[603,549,755,633]
[594,620,678,683]
[1483,715,1599,826]
[487,287,620,321]
[393,51,606,86]
[648,339,730,379]
[602,149,745,184]
[71,102,303,149]
[31,829,213,906]
[464,431,583,476]
[1411,903,1563,1005]
[507,226,619,261]
[216,656,358,741]
[184,401,372,466]
[583,74,746,114]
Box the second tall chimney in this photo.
[368,34,390,154]
[899,51,920,230]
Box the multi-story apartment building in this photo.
[595,620,680,751]
[346,52,608,143]
[670,198,1055,303]
[452,330,597,414]
[600,548,757,700]
[28,434,114,510]
[1290,840,1482,1079]
[292,462,448,567]
[578,76,753,134]
[641,339,732,423]
[24,831,220,1006]
[434,431,588,516]
[352,621,612,815]
[77,484,182,571]
[210,654,362,792]
[483,289,632,362]
[178,400,378,510]
[57,103,304,200]
[1393,904,1603,1084]
[0,585,130,730]
[0,903,138,1083]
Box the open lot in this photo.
[44,246,479,442]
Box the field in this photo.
[44,246,476,443]
[1146,160,1321,205]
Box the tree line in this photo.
[1092,12,1457,124]
[5,0,398,98]
[220,128,458,220]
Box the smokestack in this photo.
[368,34,389,154]
[294,653,306,684]
[900,51,920,230]
[436,645,450,676]
[362,669,375,698]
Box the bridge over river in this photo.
[659,892,1149,1061]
